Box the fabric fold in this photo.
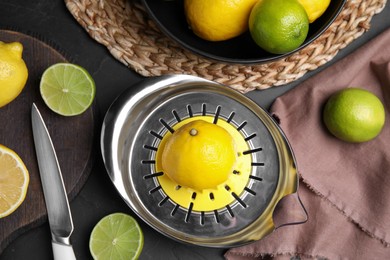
[226,183,390,259]
[226,28,390,259]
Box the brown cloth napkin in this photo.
[226,28,390,259]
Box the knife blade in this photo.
[31,103,76,260]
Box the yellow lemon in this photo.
[184,0,258,41]
[0,42,28,108]
[0,144,29,218]
[161,120,237,191]
[323,88,386,143]
[297,0,331,23]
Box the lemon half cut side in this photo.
[0,144,29,218]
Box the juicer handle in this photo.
[272,191,308,230]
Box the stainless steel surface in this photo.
[101,74,299,247]
[31,104,74,246]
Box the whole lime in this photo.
[323,88,386,143]
[249,0,309,54]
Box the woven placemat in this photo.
[65,0,387,93]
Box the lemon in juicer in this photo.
[155,116,252,212]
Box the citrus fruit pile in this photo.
[184,0,331,54]
[323,88,386,143]
[0,40,95,116]
[0,41,29,219]
[0,40,95,222]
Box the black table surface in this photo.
[0,1,389,259]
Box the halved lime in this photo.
[40,63,95,116]
[89,213,144,260]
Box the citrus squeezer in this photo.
[101,75,307,247]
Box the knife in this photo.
[31,103,76,260]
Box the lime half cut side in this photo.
[40,63,95,116]
[89,213,144,260]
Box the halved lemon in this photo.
[0,144,29,218]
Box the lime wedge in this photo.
[89,213,144,260]
[40,63,95,116]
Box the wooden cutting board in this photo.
[0,30,96,252]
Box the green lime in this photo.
[40,63,95,116]
[323,88,386,143]
[249,0,309,54]
[89,213,144,260]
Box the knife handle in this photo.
[52,241,76,260]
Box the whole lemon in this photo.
[0,42,28,108]
[184,0,258,41]
[249,0,309,54]
[298,0,331,23]
[161,120,237,191]
[323,88,386,143]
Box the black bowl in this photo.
[141,0,346,64]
